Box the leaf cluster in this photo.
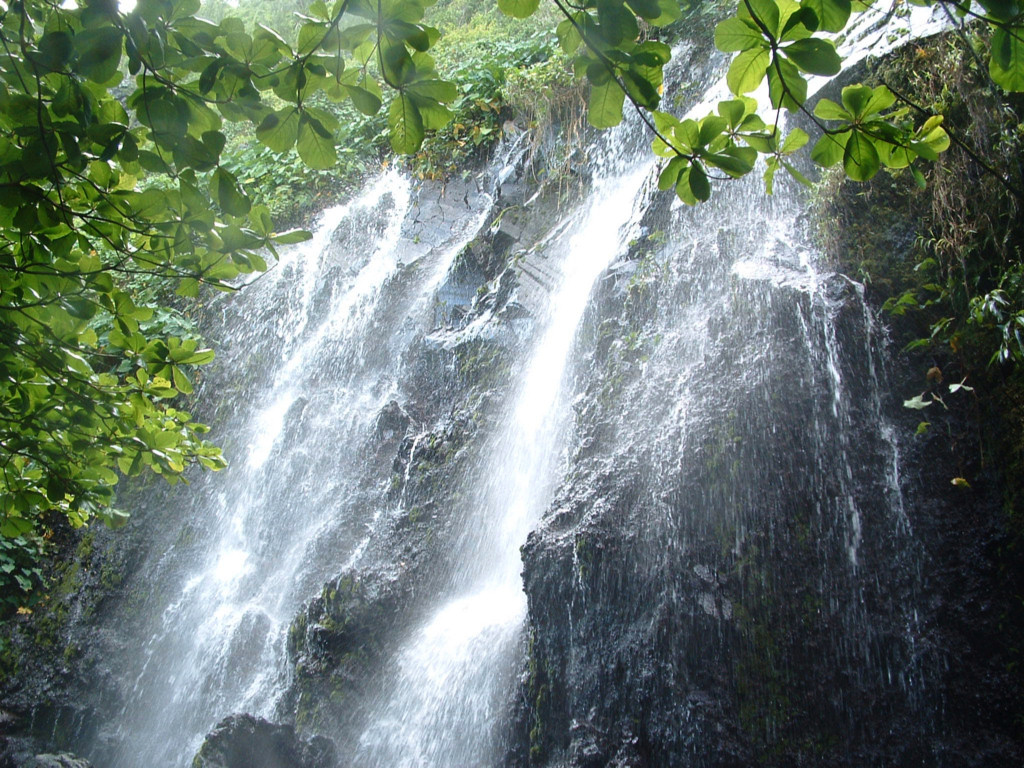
[1,0,553,610]
[499,0,1023,205]
[0,0,571,610]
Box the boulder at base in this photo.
[191,714,334,768]
[29,755,92,768]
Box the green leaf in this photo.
[183,349,215,365]
[675,119,700,152]
[810,131,849,167]
[202,130,227,158]
[250,205,273,236]
[1,518,34,538]
[863,85,897,115]
[556,17,583,54]
[802,0,852,32]
[687,163,711,202]
[652,110,682,134]
[138,150,172,174]
[779,6,818,41]
[841,84,894,119]
[658,156,688,191]
[74,26,124,84]
[783,38,841,75]
[715,18,765,52]
[842,130,881,181]
[298,22,326,56]
[412,98,453,131]
[698,115,729,147]
[626,0,662,20]
[813,98,850,121]
[879,140,915,169]
[256,107,300,153]
[498,0,541,19]
[174,134,218,171]
[990,26,1024,91]
[704,148,756,178]
[727,48,771,95]
[405,76,455,102]
[345,85,383,116]
[382,19,433,52]
[977,0,1022,23]
[388,94,425,154]
[621,70,661,109]
[588,80,626,129]
[781,127,809,153]
[273,229,313,244]
[743,129,778,154]
[172,366,193,395]
[211,168,251,217]
[655,0,683,24]
[36,31,74,71]
[297,114,337,169]
[675,168,697,206]
[767,55,807,111]
[718,99,748,126]
[128,188,170,219]
[781,160,813,187]
[644,0,683,25]
[739,0,781,38]
[596,0,639,46]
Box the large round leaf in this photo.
[842,130,881,181]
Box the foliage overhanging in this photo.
[1,0,1022,608]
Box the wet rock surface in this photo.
[0,727,93,768]
[278,138,577,754]
[507,187,1024,767]
[26,755,92,768]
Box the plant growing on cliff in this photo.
[813,29,1024,512]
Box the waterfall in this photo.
[54,5,1001,766]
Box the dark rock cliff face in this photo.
[0,517,138,766]
[507,178,1024,768]
[892,382,1024,766]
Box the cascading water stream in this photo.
[94,169,495,768]
[354,125,655,767]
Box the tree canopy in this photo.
[0,0,1022,608]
